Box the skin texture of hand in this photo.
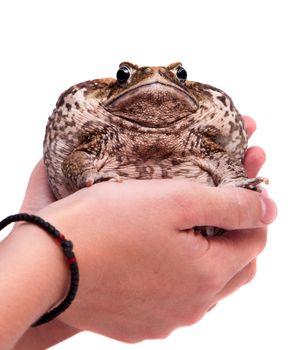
[11,116,276,348]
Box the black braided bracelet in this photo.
[0,213,79,327]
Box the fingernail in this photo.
[260,195,277,224]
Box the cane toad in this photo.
[44,62,266,206]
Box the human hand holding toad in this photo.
[7,117,276,350]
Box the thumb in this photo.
[172,184,277,231]
[20,160,55,213]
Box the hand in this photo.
[34,116,275,342]
[33,176,275,343]
[13,116,276,347]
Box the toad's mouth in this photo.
[105,82,199,127]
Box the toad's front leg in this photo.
[62,151,122,191]
[197,139,268,190]
[62,132,122,191]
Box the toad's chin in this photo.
[105,83,198,127]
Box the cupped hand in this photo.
[15,116,276,346]
[35,176,275,342]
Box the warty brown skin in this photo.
[44,62,264,201]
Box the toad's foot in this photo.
[194,226,225,237]
[221,177,269,192]
[62,150,123,190]
[83,171,123,187]
[73,169,122,189]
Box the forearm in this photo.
[0,223,69,349]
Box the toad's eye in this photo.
[117,66,131,84]
[176,66,187,83]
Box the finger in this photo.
[20,159,55,213]
[243,146,266,178]
[215,259,257,300]
[204,229,266,290]
[173,184,277,231]
[242,116,256,138]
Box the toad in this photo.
[44,62,266,221]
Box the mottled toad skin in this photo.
[44,62,265,204]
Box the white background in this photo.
[0,0,306,349]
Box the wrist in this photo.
[0,223,69,348]
[11,222,70,307]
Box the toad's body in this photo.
[44,62,264,200]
